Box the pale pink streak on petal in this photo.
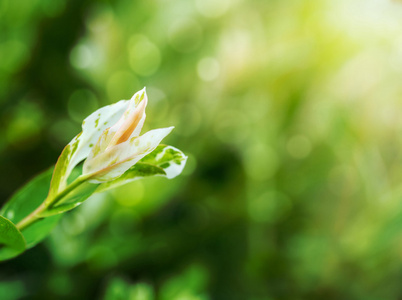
[107,96,147,148]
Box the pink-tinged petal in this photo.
[49,99,129,196]
[107,88,147,140]
[107,94,147,148]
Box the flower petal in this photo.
[69,99,129,171]
[83,126,174,182]
[49,99,129,196]
[108,89,147,147]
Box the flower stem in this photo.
[15,202,47,231]
[15,175,90,231]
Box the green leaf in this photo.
[22,215,61,248]
[96,163,166,193]
[1,168,53,223]
[96,145,187,193]
[0,215,26,261]
[1,168,61,249]
[139,144,187,179]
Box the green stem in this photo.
[15,202,47,231]
[47,174,90,208]
[16,175,90,231]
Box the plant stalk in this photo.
[15,175,89,231]
[15,202,47,231]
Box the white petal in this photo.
[50,99,130,194]
[109,88,147,139]
[65,99,129,178]
[71,88,147,175]
[83,127,174,182]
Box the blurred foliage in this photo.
[2,0,402,299]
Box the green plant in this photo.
[0,88,187,261]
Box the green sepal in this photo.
[48,142,76,200]
[0,215,26,261]
[97,162,166,193]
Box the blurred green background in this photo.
[2,0,402,299]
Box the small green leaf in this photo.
[1,167,61,249]
[97,162,166,193]
[0,215,26,261]
[139,144,188,179]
